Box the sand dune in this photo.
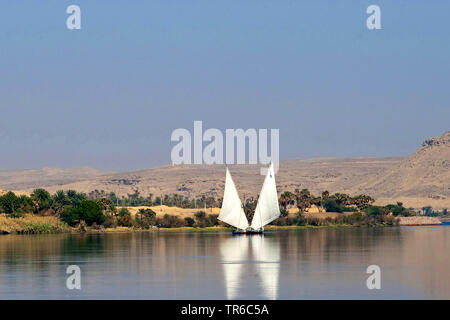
[125,205,220,218]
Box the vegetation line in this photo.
[0,187,438,235]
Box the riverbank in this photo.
[397,216,442,226]
[3,214,444,235]
[0,215,71,234]
[0,215,357,235]
[133,224,354,233]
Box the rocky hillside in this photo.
[348,131,450,208]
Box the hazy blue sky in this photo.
[0,1,449,171]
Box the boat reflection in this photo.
[219,235,280,300]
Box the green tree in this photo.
[60,200,105,226]
[422,206,432,216]
[321,190,330,200]
[117,208,133,227]
[385,202,414,216]
[118,207,130,216]
[77,200,104,225]
[96,198,116,215]
[156,214,184,228]
[136,208,156,228]
[206,214,219,226]
[31,188,52,211]
[66,190,87,206]
[332,193,350,205]
[194,211,207,227]
[18,195,35,213]
[0,191,20,214]
[52,190,69,214]
[60,207,79,226]
[295,189,312,211]
[184,217,195,227]
[352,194,375,209]
[364,205,388,216]
[323,198,343,213]
[279,191,294,210]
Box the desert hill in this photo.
[25,157,401,201]
[348,131,450,208]
[0,132,448,210]
[0,166,114,190]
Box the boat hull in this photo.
[232,229,263,235]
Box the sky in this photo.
[0,1,449,171]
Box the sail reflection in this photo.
[251,236,280,300]
[220,235,280,300]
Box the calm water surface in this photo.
[1,225,449,299]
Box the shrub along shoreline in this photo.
[0,215,71,234]
[1,215,400,235]
[0,210,399,235]
[0,216,392,235]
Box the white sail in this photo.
[251,163,280,229]
[218,168,249,230]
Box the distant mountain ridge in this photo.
[0,166,115,190]
[348,131,450,208]
[0,132,448,209]
[20,157,401,199]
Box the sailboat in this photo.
[218,163,281,235]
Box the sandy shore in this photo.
[397,216,442,226]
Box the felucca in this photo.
[218,163,281,235]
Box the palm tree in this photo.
[31,188,52,211]
[148,193,153,205]
[333,193,350,205]
[352,194,374,208]
[52,190,69,214]
[295,189,312,211]
[279,191,294,210]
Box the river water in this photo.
[0,225,449,299]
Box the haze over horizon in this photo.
[1,1,449,171]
